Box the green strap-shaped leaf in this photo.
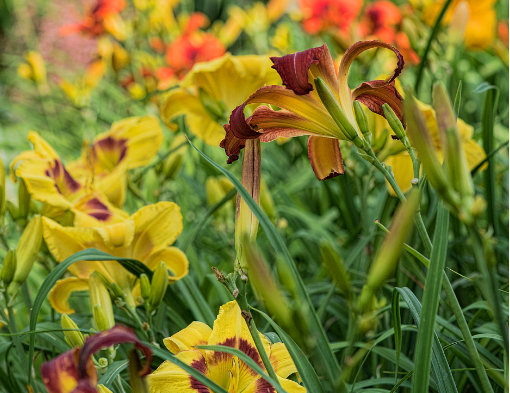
[188,138,342,389]
[98,360,129,387]
[413,202,450,393]
[394,287,458,393]
[253,307,325,393]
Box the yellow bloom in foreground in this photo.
[43,202,189,312]
[149,300,306,393]
[420,0,496,49]
[161,53,280,146]
[67,116,164,207]
[371,99,486,194]
[10,131,128,227]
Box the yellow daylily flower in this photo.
[419,0,497,49]
[43,201,189,312]
[67,115,164,207]
[370,99,486,195]
[161,53,280,146]
[149,300,306,393]
[17,51,47,85]
[10,131,128,227]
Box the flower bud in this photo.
[382,103,408,147]
[6,200,18,220]
[140,274,151,301]
[61,315,85,348]
[8,215,43,298]
[320,242,352,300]
[128,349,150,393]
[374,128,388,151]
[162,134,187,180]
[448,1,470,45]
[360,190,419,311]
[93,305,112,332]
[0,156,5,220]
[148,262,168,313]
[353,101,371,142]
[243,235,291,326]
[199,87,226,123]
[98,385,114,393]
[1,249,16,286]
[314,77,363,148]
[89,273,115,330]
[110,283,125,299]
[206,177,233,223]
[143,169,160,203]
[404,89,455,205]
[18,179,31,219]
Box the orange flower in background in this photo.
[59,0,127,40]
[299,0,362,34]
[165,13,226,79]
[357,1,401,42]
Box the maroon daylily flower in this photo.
[41,326,152,393]
[221,41,404,180]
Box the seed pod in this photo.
[140,274,151,301]
[1,249,17,286]
[315,77,363,148]
[148,262,168,313]
[8,215,43,298]
[353,101,371,142]
[61,315,85,348]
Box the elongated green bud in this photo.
[433,83,474,200]
[148,262,168,313]
[6,201,19,220]
[382,103,408,147]
[8,215,43,298]
[18,180,31,219]
[89,272,115,330]
[320,242,352,300]
[61,314,85,348]
[0,156,5,220]
[1,249,17,285]
[140,274,151,301]
[162,134,187,180]
[353,101,371,142]
[359,190,420,311]
[314,77,364,148]
[93,305,112,332]
[110,283,125,299]
[375,128,388,151]
[143,168,159,203]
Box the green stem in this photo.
[3,301,28,373]
[125,305,149,341]
[414,0,454,94]
[236,280,283,390]
[467,225,509,358]
[373,144,495,391]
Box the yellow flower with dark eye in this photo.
[149,300,306,393]
[43,201,189,313]
[161,53,280,146]
[67,115,164,207]
[10,132,128,227]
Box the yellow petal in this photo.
[385,152,415,195]
[41,217,113,281]
[186,111,226,146]
[96,220,135,250]
[27,131,60,160]
[148,350,209,393]
[307,136,344,180]
[163,321,213,354]
[160,89,206,129]
[131,202,183,262]
[242,375,306,393]
[463,139,487,171]
[49,277,89,314]
[270,342,298,378]
[144,247,189,283]
[95,168,127,207]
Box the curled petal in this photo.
[271,44,338,96]
[338,40,404,128]
[221,124,248,164]
[353,80,405,127]
[307,136,345,180]
[49,277,89,315]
